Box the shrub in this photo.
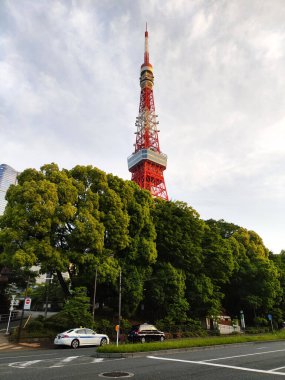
[254,317,268,327]
[44,312,73,331]
[245,327,270,334]
[95,319,113,335]
[26,319,45,332]
[44,286,95,332]
[155,317,206,337]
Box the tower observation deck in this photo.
[127,26,168,200]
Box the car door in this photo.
[85,329,98,345]
[75,328,87,345]
[149,325,159,340]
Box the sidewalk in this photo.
[0,330,46,351]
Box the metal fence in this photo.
[0,312,19,323]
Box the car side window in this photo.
[139,324,150,331]
[85,329,94,335]
[76,329,85,335]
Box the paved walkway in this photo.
[0,331,43,351]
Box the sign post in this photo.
[115,324,119,347]
[240,310,245,330]
[268,314,273,332]
[24,297,32,310]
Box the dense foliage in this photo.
[0,163,284,327]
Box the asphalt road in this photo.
[2,340,285,379]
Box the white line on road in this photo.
[9,360,43,368]
[91,358,104,363]
[147,356,285,376]
[50,356,80,367]
[269,366,285,372]
[202,348,285,362]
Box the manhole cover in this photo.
[99,372,134,378]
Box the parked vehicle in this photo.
[128,323,165,343]
[54,328,109,349]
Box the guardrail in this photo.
[0,312,19,323]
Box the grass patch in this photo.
[97,331,285,353]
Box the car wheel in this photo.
[71,339,79,349]
[160,336,165,342]
[141,337,146,343]
[100,338,107,346]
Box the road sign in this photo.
[24,297,32,310]
[268,314,272,321]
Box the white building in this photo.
[0,164,19,215]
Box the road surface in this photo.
[1,340,285,379]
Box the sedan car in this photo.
[128,323,165,343]
[54,328,109,349]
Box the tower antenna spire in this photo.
[144,23,149,64]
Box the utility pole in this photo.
[44,274,53,319]
[92,268,98,320]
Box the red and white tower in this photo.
[127,26,168,200]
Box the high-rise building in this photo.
[127,27,168,200]
[0,164,18,215]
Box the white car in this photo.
[54,328,109,349]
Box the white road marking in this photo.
[3,355,118,370]
[9,360,42,368]
[148,356,285,376]
[202,348,285,362]
[270,366,285,372]
[91,358,104,363]
[50,356,80,367]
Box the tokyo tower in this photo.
[127,26,168,200]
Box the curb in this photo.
[93,340,283,359]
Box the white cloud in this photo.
[1,0,285,253]
[191,10,214,39]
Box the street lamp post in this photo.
[5,295,16,335]
[17,277,30,343]
[116,268,122,347]
[44,274,53,319]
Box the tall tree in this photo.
[153,200,220,317]
[106,174,157,316]
[212,224,282,322]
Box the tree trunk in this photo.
[56,270,71,298]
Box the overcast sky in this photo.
[1,0,285,253]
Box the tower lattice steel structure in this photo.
[127,27,168,200]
